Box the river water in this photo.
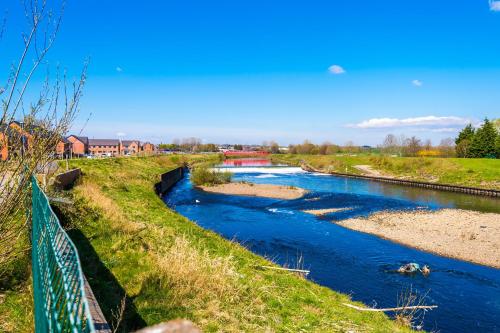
[164,161,500,333]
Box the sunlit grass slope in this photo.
[61,155,413,332]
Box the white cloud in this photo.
[116,67,123,72]
[429,127,459,133]
[412,79,423,87]
[347,116,472,129]
[116,132,126,137]
[328,65,346,75]
[490,0,500,11]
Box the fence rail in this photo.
[31,176,96,332]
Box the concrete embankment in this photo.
[155,167,184,195]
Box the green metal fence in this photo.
[31,176,96,332]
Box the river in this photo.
[163,160,500,333]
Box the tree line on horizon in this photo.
[281,118,500,159]
[157,119,499,159]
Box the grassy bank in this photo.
[272,154,500,190]
[0,251,33,332]
[52,155,411,332]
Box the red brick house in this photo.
[0,121,33,161]
[0,125,8,161]
[67,135,89,157]
[141,142,157,154]
[121,140,140,155]
[56,138,71,158]
[89,139,121,156]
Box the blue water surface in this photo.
[164,169,500,333]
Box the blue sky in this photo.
[4,0,500,145]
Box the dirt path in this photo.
[198,182,307,200]
[353,165,384,177]
[336,209,500,268]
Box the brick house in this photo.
[121,140,140,155]
[0,121,33,161]
[89,139,121,156]
[141,142,157,154]
[0,125,8,161]
[56,138,71,158]
[66,135,89,157]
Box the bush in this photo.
[191,167,232,186]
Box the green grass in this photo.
[273,154,500,189]
[55,155,413,332]
[190,165,232,186]
[0,233,33,333]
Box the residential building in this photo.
[141,142,157,154]
[0,121,34,161]
[121,140,140,155]
[67,135,89,156]
[56,138,71,158]
[0,125,8,161]
[89,139,121,156]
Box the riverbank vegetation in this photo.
[272,154,500,190]
[43,155,412,332]
[191,166,232,186]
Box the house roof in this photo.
[89,139,120,146]
[122,140,140,147]
[67,135,89,145]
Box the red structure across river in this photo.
[223,151,269,157]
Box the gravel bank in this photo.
[336,209,500,268]
[198,182,307,200]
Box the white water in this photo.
[212,167,306,174]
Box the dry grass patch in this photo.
[156,236,240,303]
[75,181,145,234]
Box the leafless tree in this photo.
[438,137,455,157]
[382,134,400,155]
[0,0,87,273]
[268,140,280,154]
[402,136,422,157]
[423,139,432,151]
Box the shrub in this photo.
[191,167,232,186]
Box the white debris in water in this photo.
[195,199,200,203]
[267,208,294,215]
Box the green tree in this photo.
[455,124,475,157]
[469,119,498,158]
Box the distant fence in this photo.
[31,176,96,332]
[155,167,185,196]
[302,164,500,197]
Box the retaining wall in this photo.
[54,168,81,190]
[155,167,184,195]
[302,164,500,197]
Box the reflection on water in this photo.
[164,167,500,333]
